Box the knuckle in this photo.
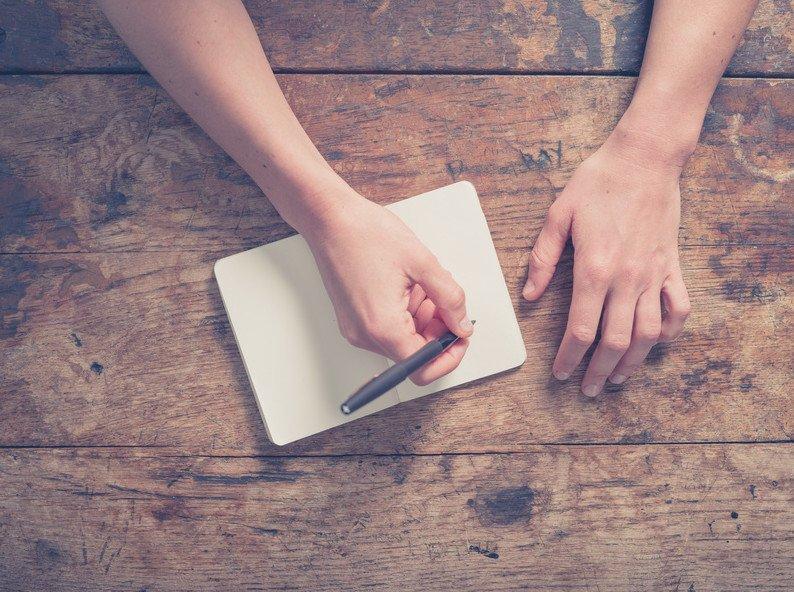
[636,323,661,343]
[650,250,669,270]
[344,328,366,348]
[581,260,611,287]
[417,249,440,272]
[678,300,692,319]
[569,325,596,346]
[529,247,557,272]
[618,262,644,285]
[447,285,466,309]
[546,202,568,232]
[659,325,682,342]
[367,323,391,345]
[601,334,631,352]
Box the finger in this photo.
[413,298,436,334]
[609,288,662,384]
[414,255,473,338]
[410,318,469,386]
[553,265,608,380]
[371,311,428,363]
[660,268,691,342]
[523,202,572,301]
[581,291,636,396]
[407,284,426,316]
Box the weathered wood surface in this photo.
[1,243,790,454]
[0,0,792,76]
[1,75,792,255]
[1,1,792,589]
[0,446,791,591]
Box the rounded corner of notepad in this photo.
[514,345,528,368]
[455,179,477,195]
[213,257,227,279]
[266,429,292,447]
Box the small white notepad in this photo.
[215,182,526,445]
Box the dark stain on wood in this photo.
[611,1,652,71]
[471,485,535,526]
[546,0,602,68]
[644,343,669,365]
[192,470,305,485]
[90,361,103,374]
[374,78,411,99]
[468,544,499,559]
[739,374,756,392]
[45,221,78,248]
[721,280,780,304]
[0,1,68,71]
[0,159,42,240]
[93,190,131,226]
[619,430,654,444]
[681,360,734,394]
[152,497,188,522]
[35,538,65,566]
[445,160,466,179]
[0,255,35,339]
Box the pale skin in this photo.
[100,0,758,394]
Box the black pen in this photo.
[340,322,474,415]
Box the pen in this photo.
[340,322,474,415]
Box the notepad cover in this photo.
[214,181,526,445]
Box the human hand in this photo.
[302,188,474,386]
[523,126,691,396]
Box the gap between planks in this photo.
[2,242,793,256]
[0,439,792,459]
[0,69,793,80]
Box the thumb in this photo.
[523,202,571,301]
[413,254,473,339]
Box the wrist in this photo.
[251,155,363,237]
[613,87,705,170]
[283,173,368,241]
[605,110,698,174]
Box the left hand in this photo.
[523,126,692,396]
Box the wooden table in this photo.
[1,1,792,590]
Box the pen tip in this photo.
[340,404,351,415]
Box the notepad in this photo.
[214,181,526,445]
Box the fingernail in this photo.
[459,317,473,332]
[553,370,570,381]
[582,384,599,397]
[522,281,535,298]
[609,374,627,385]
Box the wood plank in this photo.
[0,445,791,590]
[0,74,791,254]
[0,0,791,75]
[1,244,790,454]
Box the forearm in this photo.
[99,0,351,233]
[615,0,759,166]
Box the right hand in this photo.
[301,190,473,386]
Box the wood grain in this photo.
[1,2,791,588]
[1,243,790,454]
[0,0,791,75]
[1,75,791,255]
[0,445,791,591]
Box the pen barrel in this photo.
[400,339,445,375]
[342,340,445,414]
